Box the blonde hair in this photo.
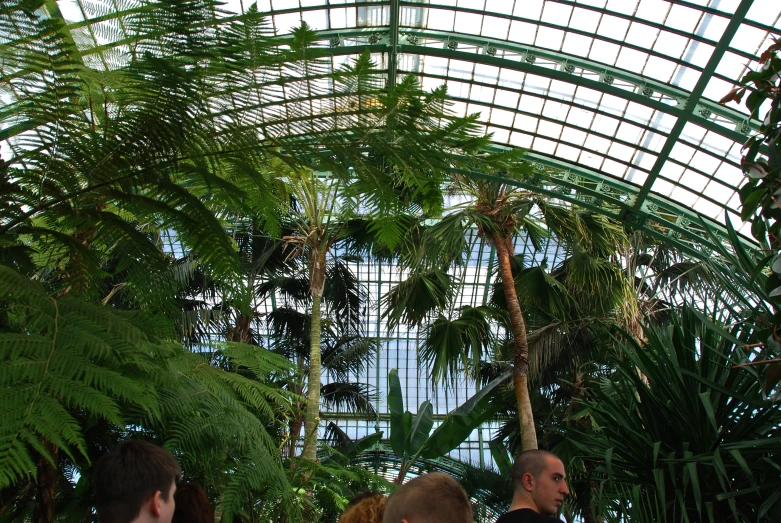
[340,494,387,523]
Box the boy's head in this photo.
[93,440,181,523]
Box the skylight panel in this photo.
[576,0,607,8]
[635,0,670,25]
[665,4,702,33]
[597,15,630,41]
[561,33,593,58]
[602,158,628,177]
[696,12,729,42]
[301,9,328,30]
[605,0,635,16]
[427,8,455,31]
[272,12,301,34]
[510,131,533,148]
[457,0,486,9]
[651,177,675,198]
[608,142,635,162]
[494,89,520,109]
[542,99,567,120]
[548,80,577,102]
[556,143,582,163]
[329,7,355,29]
[508,20,538,45]
[639,130,664,153]
[580,150,605,170]
[474,63,500,83]
[561,127,588,146]
[523,74,552,97]
[568,107,596,129]
[692,196,723,219]
[537,120,564,140]
[445,80,471,98]
[497,68,525,88]
[301,0,328,7]
[490,108,515,127]
[515,113,540,132]
[615,47,648,74]
[682,41,714,68]
[588,39,620,65]
[535,26,565,51]
[532,137,558,154]
[591,114,619,136]
[58,0,85,22]
[518,94,543,114]
[624,22,659,49]
[670,141,696,165]
[653,31,690,60]
[513,0,543,20]
[669,186,698,207]
[584,134,611,155]
[730,25,769,55]
[422,55,449,75]
[454,11,483,34]
[690,150,721,178]
[617,121,644,143]
[574,87,601,110]
[480,15,511,38]
[448,59,475,80]
[701,76,737,105]
[670,66,699,90]
[746,0,781,26]
[472,85,496,104]
[540,2,573,25]
[644,55,676,82]
[569,7,601,33]
[715,50,750,82]
[713,162,742,186]
[489,126,511,143]
[484,0,512,16]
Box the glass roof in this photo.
[18,0,781,252]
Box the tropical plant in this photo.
[386,367,510,484]
[385,174,629,452]
[718,37,781,399]
[564,308,781,522]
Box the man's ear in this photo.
[522,472,535,491]
[149,490,163,517]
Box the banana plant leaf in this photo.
[407,400,434,455]
[421,369,511,458]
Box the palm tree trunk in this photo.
[493,236,538,451]
[302,248,326,461]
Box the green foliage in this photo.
[566,309,781,522]
[719,38,781,396]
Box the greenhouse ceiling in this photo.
[8,0,781,256]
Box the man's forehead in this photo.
[544,456,566,476]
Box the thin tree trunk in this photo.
[494,236,538,451]
[302,246,326,461]
[33,442,58,523]
[228,313,252,344]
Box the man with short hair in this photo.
[92,440,181,523]
[382,472,472,523]
[496,450,569,523]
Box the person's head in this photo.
[510,450,569,516]
[382,473,472,523]
[93,440,181,523]
[339,492,386,523]
[172,483,214,523]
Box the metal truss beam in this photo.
[632,0,753,211]
[296,29,757,145]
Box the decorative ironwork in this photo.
[485,45,497,56]
[642,85,654,97]
[699,107,712,118]
[739,121,752,135]
[601,72,615,85]
[564,63,576,73]
[447,38,458,50]
[329,36,341,48]
[525,53,536,64]
[368,33,382,44]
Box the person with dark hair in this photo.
[92,440,181,523]
[172,484,214,523]
[382,472,472,523]
[339,491,386,523]
[496,450,569,523]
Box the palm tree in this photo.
[386,174,627,451]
